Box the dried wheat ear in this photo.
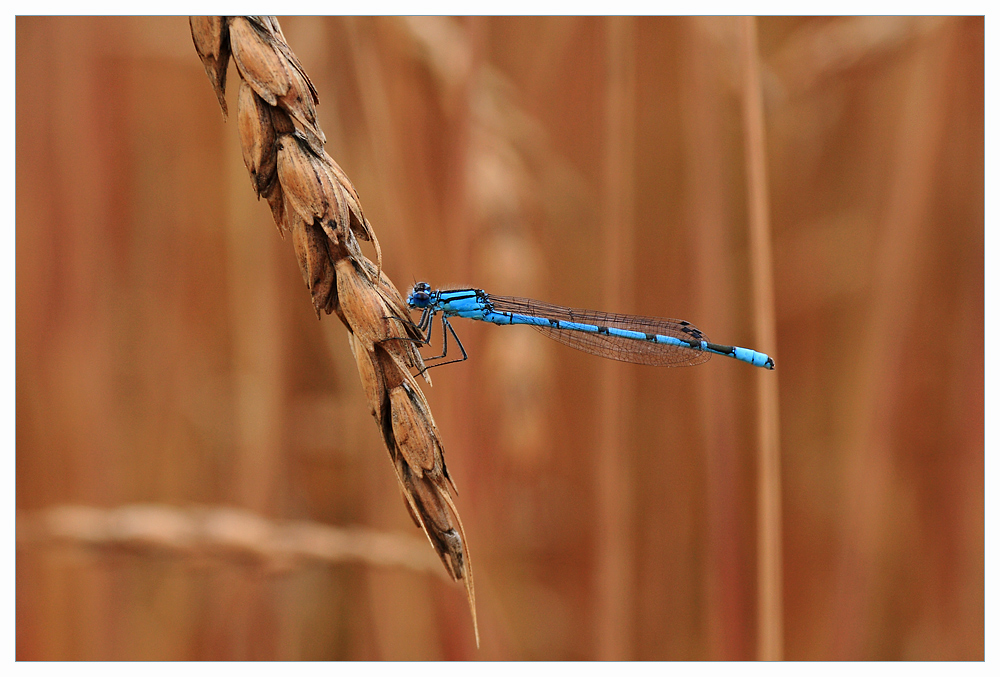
[190,15,477,647]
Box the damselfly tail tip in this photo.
[764,356,775,370]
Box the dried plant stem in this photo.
[682,18,746,658]
[739,16,783,661]
[596,15,637,660]
[17,504,449,575]
[831,23,954,659]
[190,16,477,646]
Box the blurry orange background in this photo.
[16,16,983,660]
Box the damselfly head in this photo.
[407,282,433,309]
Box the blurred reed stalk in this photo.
[189,15,478,645]
[831,21,955,659]
[683,18,748,658]
[739,16,783,661]
[17,504,450,575]
[596,15,637,660]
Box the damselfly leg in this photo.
[416,310,469,370]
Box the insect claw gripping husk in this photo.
[191,16,477,646]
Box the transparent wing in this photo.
[486,295,712,367]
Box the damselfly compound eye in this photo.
[407,282,434,308]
